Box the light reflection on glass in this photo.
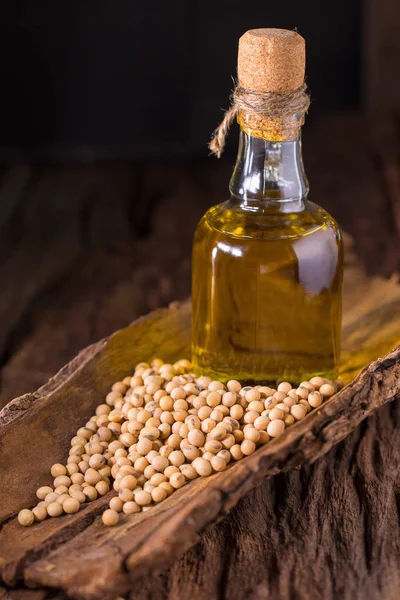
[216,241,244,257]
[292,226,337,294]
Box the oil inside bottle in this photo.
[192,132,343,384]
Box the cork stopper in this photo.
[238,28,305,93]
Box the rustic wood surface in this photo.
[1,112,400,600]
[1,249,400,600]
[1,113,400,409]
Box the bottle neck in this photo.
[229,127,309,212]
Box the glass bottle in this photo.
[191,29,343,385]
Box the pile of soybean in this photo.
[18,359,341,527]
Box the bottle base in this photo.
[192,356,337,386]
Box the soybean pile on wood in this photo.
[17,358,340,528]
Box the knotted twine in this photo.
[209,82,310,158]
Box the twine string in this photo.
[209,83,310,158]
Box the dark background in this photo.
[0,0,399,407]
[1,1,361,159]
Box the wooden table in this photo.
[1,112,400,599]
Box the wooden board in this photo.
[1,111,400,599]
[2,113,400,410]
[1,240,400,600]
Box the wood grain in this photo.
[2,113,400,409]
[1,247,400,599]
[1,112,400,600]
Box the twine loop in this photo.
[209,83,310,158]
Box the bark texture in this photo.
[1,113,400,599]
[1,246,400,599]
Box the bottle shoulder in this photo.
[195,199,342,243]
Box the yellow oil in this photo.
[192,199,343,384]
